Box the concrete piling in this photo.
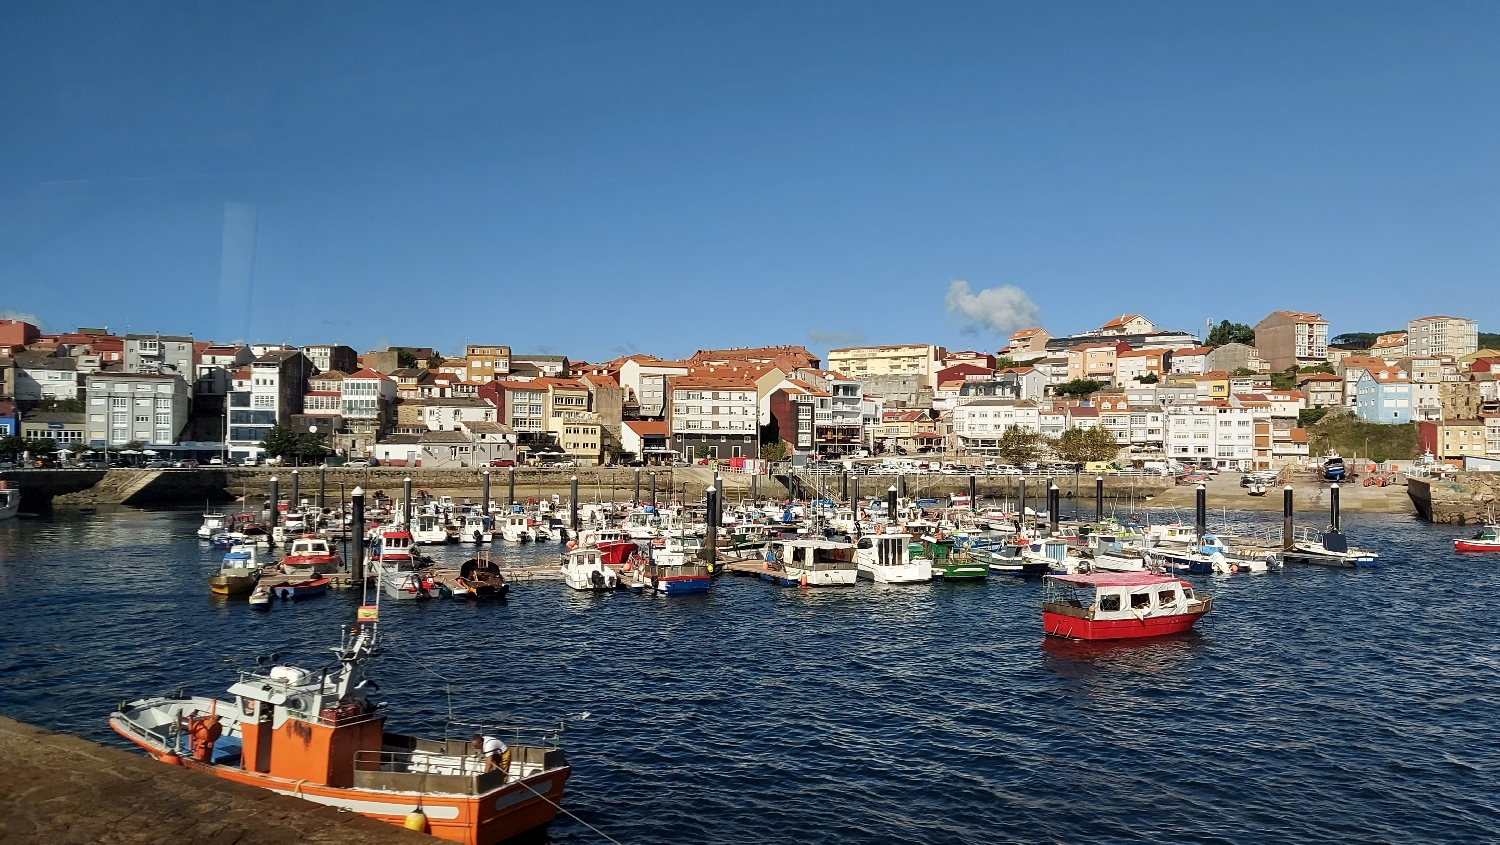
[350,486,365,582]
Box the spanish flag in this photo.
[356,605,379,623]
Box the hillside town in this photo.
[1,311,1496,472]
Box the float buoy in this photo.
[404,810,429,832]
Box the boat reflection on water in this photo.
[1038,631,1206,680]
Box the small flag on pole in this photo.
[357,605,378,623]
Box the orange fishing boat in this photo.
[109,623,571,844]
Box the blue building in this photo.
[1354,366,1413,424]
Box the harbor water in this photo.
[1,508,1498,843]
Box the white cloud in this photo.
[944,281,1041,337]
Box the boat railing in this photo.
[353,743,565,794]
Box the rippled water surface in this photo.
[2,508,1499,843]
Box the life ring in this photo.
[582,531,597,547]
[623,561,634,572]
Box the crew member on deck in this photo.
[472,732,511,779]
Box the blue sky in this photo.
[3,2,1497,362]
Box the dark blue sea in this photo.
[2,508,1498,844]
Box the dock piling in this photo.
[1095,475,1104,522]
[403,477,412,528]
[633,469,641,506]
[969,474,977,512]
[482,471,491,515]
[851,476,859,515]
[887,485,898,523]
[1017,477,1026,530]
[1195,483,1207,539]
[705,485,719,569]
[317,465,325,510]
[650,472,658,510]
[350,486,365,582]
[569,475,579,536]
[267,476,279,543]
[1283,484,1294,549]
[1048,483,1060,536]
[508,468,515,507]
[290,470,299,511]
[897,473,906,501]
[1330,482,1341,532]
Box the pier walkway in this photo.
[0,715,424,845]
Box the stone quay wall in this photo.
[1407,473,1500,524]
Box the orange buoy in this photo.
[799,573,808,588]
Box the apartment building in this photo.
[11,355,80,402]
[1001,328,1051,356]
[954,400,1040,452]
[1418,419,1491,462]
[1253,311,1329,372]
[1066,342,1128,385]
[828,344,945,389]
[795,368,864,456]
[1205,342,1262,374]
[301,344,358,376]
[85,372,191,447]
[1169,346,1212,376]
[124,333,195,376]
[1116,349,1169,385]
[464,345,512,382]
[1165,401,1261,470]
[339,368,396,456]
[1406,316,1478,358]
[765,381,824,457]
[195,345,254,399]
[878,410,940,454]
[404,397,498,432]
[668,375,759,460]
[1297,373,1343,409]
[1098,314,1156,335]
[227,350,314,460]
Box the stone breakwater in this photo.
[0,715,423,845]
[1407,474,1500,524]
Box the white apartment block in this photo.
[1406,316,1478,358]
[954,400,1039,452]
[1165,402,1260,470]
[86,373,191,446]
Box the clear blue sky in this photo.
[3,2,1497,362]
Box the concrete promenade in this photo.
[0,715,423,845]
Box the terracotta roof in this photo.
[1174,346,1213,356]
[1100,313,1145,329]
[1009,328,1046,338]
[346,368,393,380]
[624,420,669,436]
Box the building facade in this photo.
[1406,316,1478,359]
[1253,311,1329,372]
[827,344,946,389]
[85,373,191,447]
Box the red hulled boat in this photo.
[1042,572,1212,640]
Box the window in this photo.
[111,397,128,408]
[1131,593,1151,609]
[1099,594,1121,612]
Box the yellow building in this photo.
[464,345,511,383]
[538,377,599,465]
[1066,342,1126,384]
[828,344,946,388]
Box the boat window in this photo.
[1157,590,1177,604]
[856,538,872,549]
[1099,594,1121,612]
[1130,593,1151,609]
[792,547,805,563]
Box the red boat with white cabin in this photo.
[279,535,343,575]
[1042,572,1212,640]
[1454,524,1500,553]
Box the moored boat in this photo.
[210,545,261,595]
[197,510,227,539]
[372,528,432,600]
[560,546,619,591]
[272,576,330,600]
[458,554,511,599]
[279,535,342,575]
[0,481,19,521]
[855,533,932,583]
[108,623,572,844]
[918,537,988,579]
[1042,572,1212,640]
[760,538,858,586]
[1454,524,1500,552]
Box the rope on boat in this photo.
[512,776,626,845]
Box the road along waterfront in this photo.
[1,507,1496,844]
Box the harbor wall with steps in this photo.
[0,714,425,845]
[1407,474,1500,524]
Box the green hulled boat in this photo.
[915,538,988,579]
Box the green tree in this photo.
[1053,379,1103,397]
[606,444,635,464]
[996,426,1048,467]
[259,426,300,461]
[1136,373,1159,384]
[0,435,25,458]
[1478,332,1500,350]
[33,397,85,413]
[1297,363,1335,375]
[1206,320,1256,348]
[426,354,444,369]
[759,440,788,462]
[1231,367,1257,377]
[693,444,713,459]
[994,356,1016,370]
[1052,426,1122,463]
[1270,370,1298,390]
[396,349,419,369]
[1298,407,1329,427]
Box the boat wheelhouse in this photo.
[210,545,261,595]
[560,547,619,591]
[1042,572,1212,640]
[460,513,493,544]
[917,537,988,579]
[761,538,858,587]
[855,533,932,584]
[640,544,711,595]
[1282,528,1378,568]
[197,511,228,539]
[499,514,534,543]
[280,536,342,575]
[372,529,431,600]
[411,513,450,545]
[109,625,571,844]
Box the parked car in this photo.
[344,459,371,468]
[487,459,515,467]
[207,457,224,465]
